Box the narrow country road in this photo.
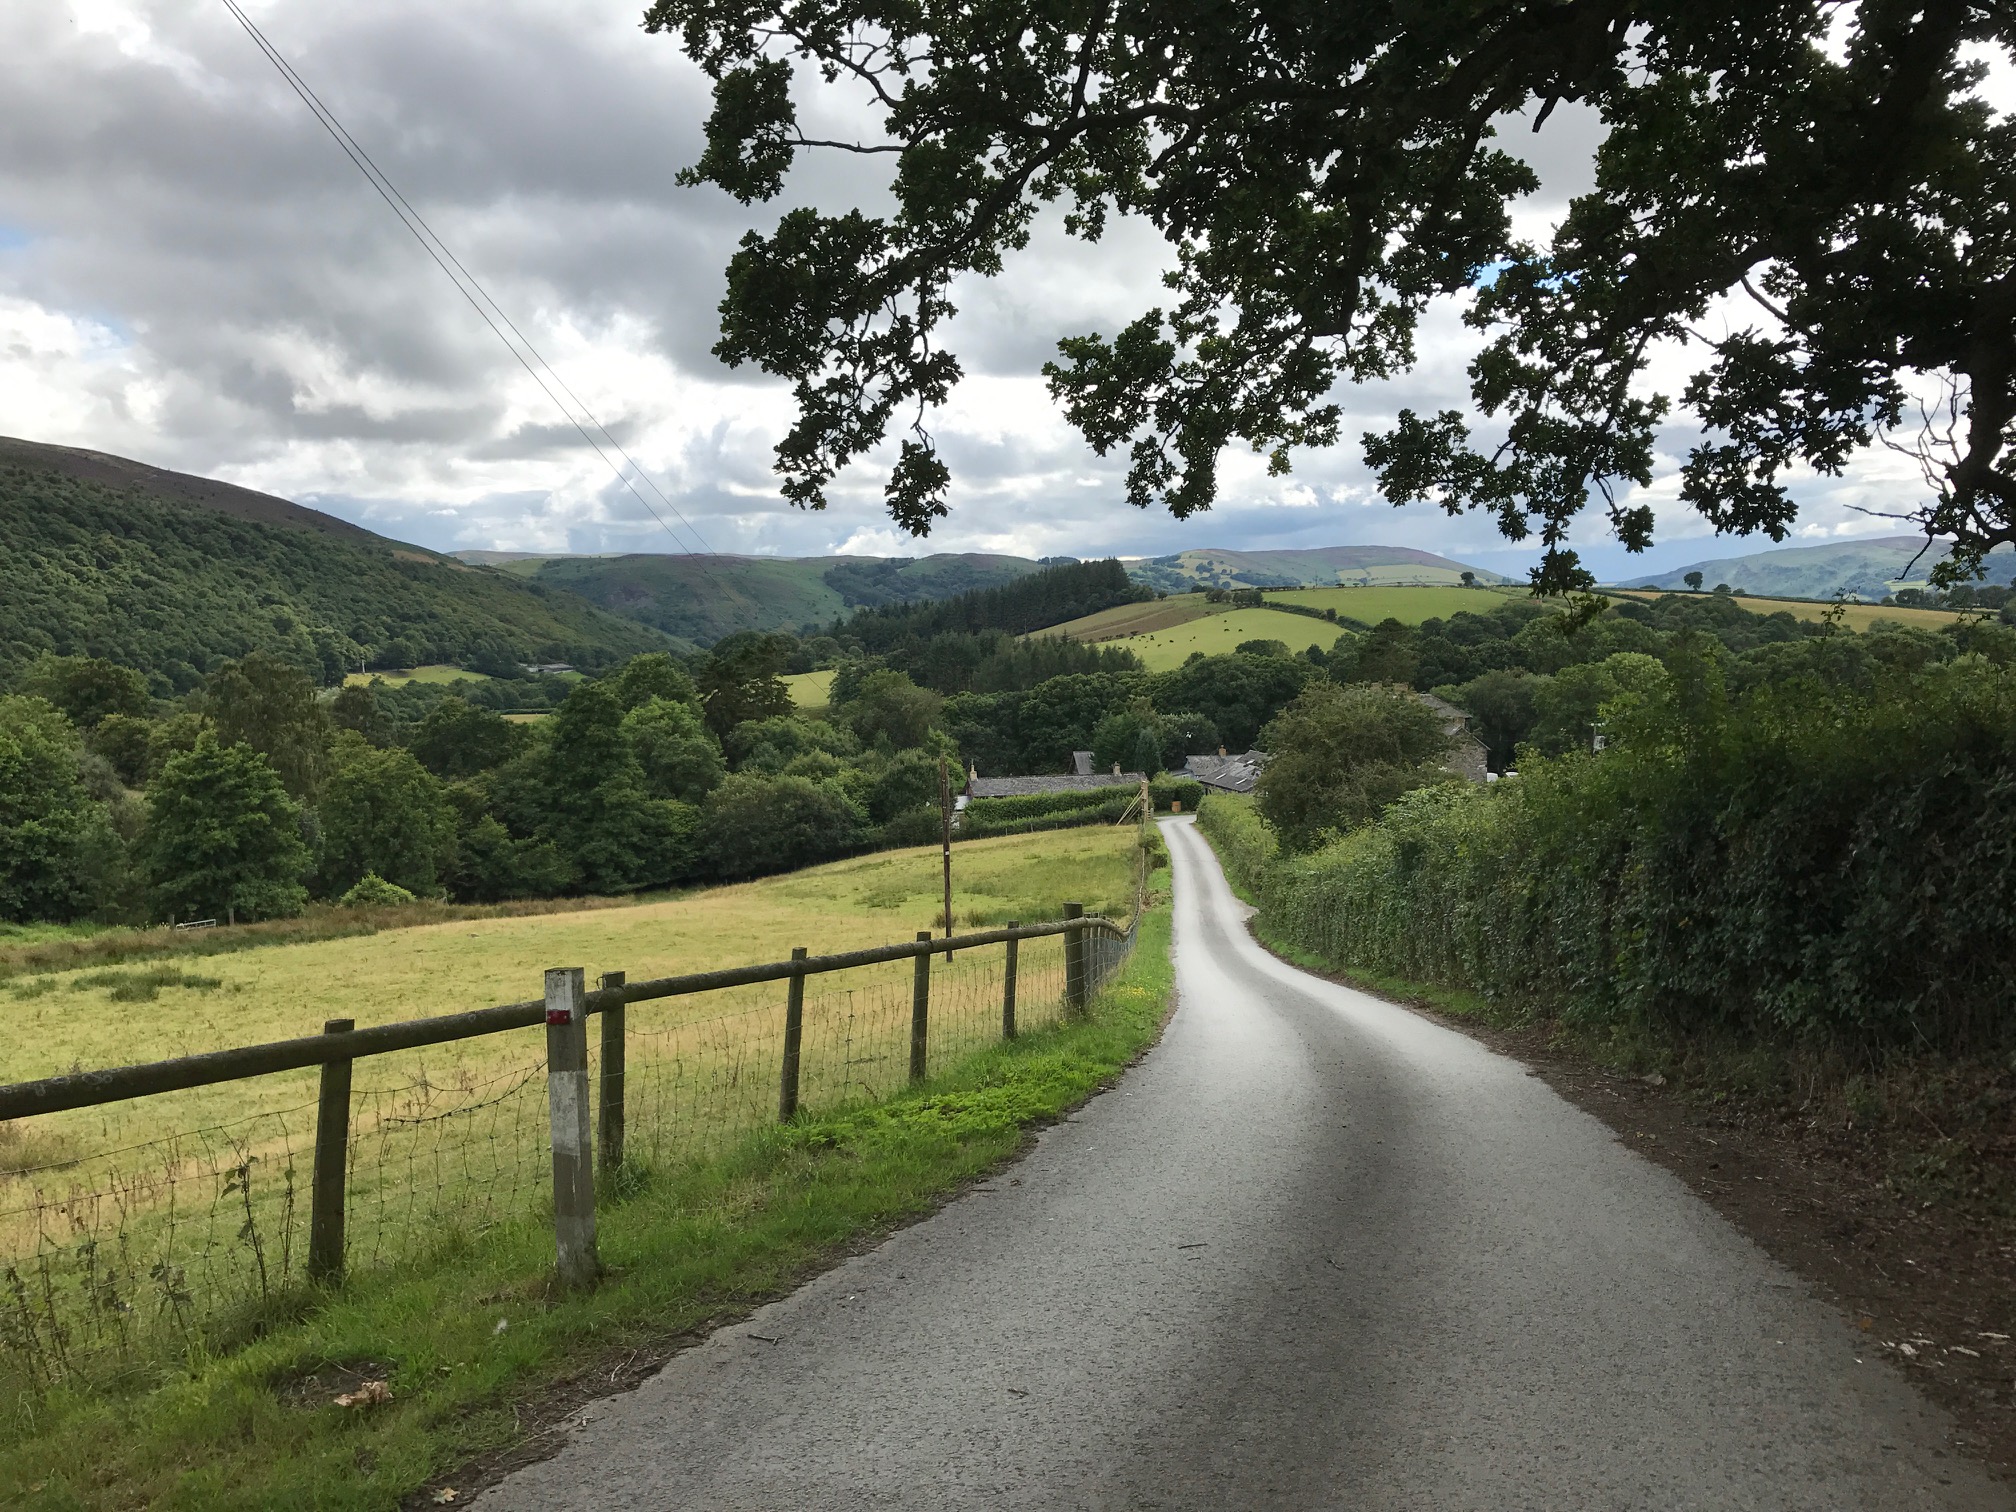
[481,817,2009,1510]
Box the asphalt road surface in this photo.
[482,816,2009,1510]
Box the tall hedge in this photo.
[1226,651,2016,1052]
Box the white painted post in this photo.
[544,967,598,1289]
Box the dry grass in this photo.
[0,825,1141,1390]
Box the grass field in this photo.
[0,873,1175,1512]
[0,826,1143,1407]
[1092,607,1349,671]
[783,668,836,709]
[1037,584,1531,671]
[1266,584,1526,623]
[3,825,1138,1091]
[1031,595,1220,642]
[342,665,494,689]
[1602,589,1967,631]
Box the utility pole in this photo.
[939,754,955,957]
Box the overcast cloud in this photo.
[0,0,1963,577]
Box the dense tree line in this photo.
[13,576,2000,928]
[840,559,1151,652]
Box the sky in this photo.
[0,0,1986,580]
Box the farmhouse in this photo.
[1180,747,1269,794]
[965,750,1144,799]
[1418,692,1491,783]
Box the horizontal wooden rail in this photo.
[0,915,1124,1121]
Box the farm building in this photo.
[965,750,1145,799]
[1417,693,1491,782]
[1180,748,1269,794]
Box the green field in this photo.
[1037,584,1530,670]
[784,668,837,709]
[342,664,495,689]
[1092,607,1348,671]
[1603,589,1966,632]
[1267,584,1524,622]
[1,825,1142,1437]
[1,862,1174,1512]
[3,827,1138,1090]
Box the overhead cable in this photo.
[216,0,716,554]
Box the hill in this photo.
[1126,544,1510,593]
[1618,536,2016,599]
[497,551,1046,645]
[490,544,1511,645]
[0,436,379,543]
[0,441,666,692]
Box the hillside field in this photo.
[784,668,837,708]
[2,825,1139,1127]
[1037,584,1532,670]
[1086,607,1350,671]
[341,664,497,688]
[1603,590,1965,631]
[1266,584,1525,622]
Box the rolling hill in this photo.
[482,551,1047,645]
[1618,536,2016,599]
[1126,545,1511,593]
[0,438,666,692]
[486,543,1512,644]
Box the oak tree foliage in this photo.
[648,0,2016,588]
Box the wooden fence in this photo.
[0,909,1130,1306]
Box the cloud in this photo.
[0,2,1974,576]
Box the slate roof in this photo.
[1180,749,1269,794]
[1416,692,1490,783]
[967,771,1143,799]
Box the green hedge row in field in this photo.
[1201,653,2016,1052]
[963,777,1204,838]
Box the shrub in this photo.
[879,807,945,847]
[1254,682,1452,851]
[1194,794,1276,902]
[339,872,418,907]
[963,790,1135,837]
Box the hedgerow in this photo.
[1230,648,2016,1052]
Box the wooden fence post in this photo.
[910,931,931,1083]
[545,967,598,1289]
[307,1018,353,1285]
[779,947,808,1120]
[1063,902,1087,1015]
[1002,923,1019,1040]
[598,971,625,1176]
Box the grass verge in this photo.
[0,876,1175,1512]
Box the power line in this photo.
[216,0,716,555]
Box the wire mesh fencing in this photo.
[0,910,1139,1397]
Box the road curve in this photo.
[481,816,2008,1510]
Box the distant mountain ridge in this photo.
[484,552,1048,646]
[0,436,381,543]
[0,438,664,690]
[480,542,1511,645]
[1617,536,2016,600]
[1127,544,1512,592]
